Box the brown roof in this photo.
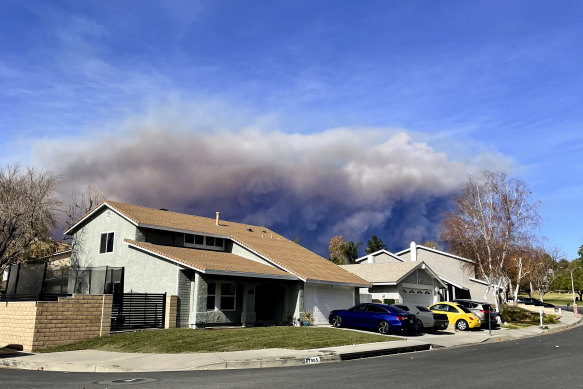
[73,201,369,286]
[125,240,295,279]
[340,262,427,284]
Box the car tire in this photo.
[378,320,390,334]
[414,319,423,333]
[331,315,342,328]
[456,319,468,331]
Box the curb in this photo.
[1,317,580,372]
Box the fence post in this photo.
[162,292,167,329]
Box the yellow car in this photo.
[428,302,481,331]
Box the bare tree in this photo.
[65,185,108,228]
[441,170,541,311]
[527,246,566,301]
[0,165,61,273]
[64,186,107,278]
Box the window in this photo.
[99,232,114,253]
[184,234,194,244]
[207,283,216,310]
[195,235,204,245]
[220,283,236,311]
[207,282,236,311]
[206,236,215,246]
[215,238,224,248]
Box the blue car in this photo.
[329,303,417,334]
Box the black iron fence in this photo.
[111,292,166,332]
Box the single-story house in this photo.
[341,261,446,306]
[64,201,369,327]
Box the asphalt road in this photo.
[1,325,581,389]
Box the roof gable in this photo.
[341,261,445,287]
[396,244,475,264]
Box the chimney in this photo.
[215,212,220,226]
[410,241,417,262]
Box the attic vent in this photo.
[247,227,253,232]
[159,208,169,211]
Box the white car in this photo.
[393,304,449,332]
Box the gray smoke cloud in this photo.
[34,109,505,256]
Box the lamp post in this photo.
[571,267,582,318]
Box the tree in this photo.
[65,185,108,228]
[440,170,541,311]
[526,247,563,301]
[365,235,385,254]
[328,236,362,264]
[328,235,346,265]
[65,186,107,270]
[343,241,362,264]
[421,240,439,250]
[551,245,583,302]
[0,165,61,273]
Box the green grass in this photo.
[531,292,577,306]
[38,327,397,353]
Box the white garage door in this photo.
[401,287,433,307]
[304,284,355,325]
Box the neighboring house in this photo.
[64,201,369,327]
[341,261,446,306]
[395,242,492,303]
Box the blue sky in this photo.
[1,1,582,258]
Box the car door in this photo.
[343,304,367,327]
[364,304,389,329]
[430,304,452,323]
[446,304,463,323]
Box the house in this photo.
[394,242,492,302]
[353,243,492,303]
[64,201,369,327]
[341,261,446,306]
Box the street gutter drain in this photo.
[339,344,432,360]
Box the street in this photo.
[0,324,581,389]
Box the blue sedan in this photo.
[329,303,416,334]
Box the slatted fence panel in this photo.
[111,292,166,332]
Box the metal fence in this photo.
[111,292,166,332]
[1,263,123,302]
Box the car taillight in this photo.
[480,310,489,314]
[396,316,407,320]
[468,316,474,320]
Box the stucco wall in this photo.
[71,208,179,295]
[230,241,275,266]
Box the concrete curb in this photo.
[1,316,580,372]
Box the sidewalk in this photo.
[1,313,580,373]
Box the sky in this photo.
[1,0,582,258]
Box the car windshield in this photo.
[458,306,472,314]
[416,306,431,312]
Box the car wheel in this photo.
[332,315,342,328]
[456,319,468,331]
[378,320,390,334]
[414,319,423,333]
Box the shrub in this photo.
[500,305,559,325]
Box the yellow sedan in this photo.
[428,302,481,331]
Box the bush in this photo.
[500,305,559,325]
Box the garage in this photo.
[400,287,434,306]
[303,283,355,325]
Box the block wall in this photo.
[165,295,178,329]
[0,294,112,352]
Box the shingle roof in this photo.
[125,240,295,279]
[70,201,369,286]
[340,262,424,284]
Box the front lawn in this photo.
[38,327,397,353]
[500,305,559,328]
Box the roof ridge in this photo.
[107,200,271,231]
